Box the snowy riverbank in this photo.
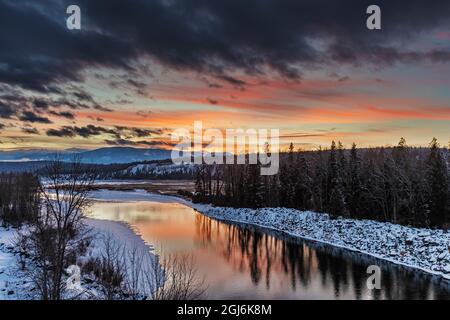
[87,189,450,281]
[0,217,160,299]
[3,188,450,299]
[198,206,450,281]
[0,226,30,299]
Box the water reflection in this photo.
[89,198,450,299]
[194,213,450,300]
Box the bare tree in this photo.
[125,245,145,299]
[92,234,127,300]
[147,252,206,300]
[24,155,96,300]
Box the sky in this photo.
[0,0,450,151]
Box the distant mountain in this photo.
[0,149,77,162]
[78,147,171,164]
[0,147,172,164]
[0,161,50,173]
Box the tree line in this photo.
[0,172,40,226]
[193,138,450,228]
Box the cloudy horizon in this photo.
[1,0,450,151]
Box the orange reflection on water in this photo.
[89,198,450,299]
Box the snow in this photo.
[0,218,161,299]
[193,206,450,281]
[0,226,31,300]
[121,162,195,177]
[67,218,162,299]
[85,219,153,254]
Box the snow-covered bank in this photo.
[0,218,161,300]
[0,226,31,299]
[85,189,450,281]
[84,189,450,281]
[80,218,162,298]
[196,206,450,281]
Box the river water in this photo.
[88,193,450,300]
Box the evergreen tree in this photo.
[288,142,295,163]
[326,141,338,206]
[348,143,362,218]
[193,137,450,228]
[338,141,347,171]
[327,141,346,216]
[312,147,326,211]
[426,138,449,227]
[244,164,265,208]
[294,154,312,210]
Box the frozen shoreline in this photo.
[0,226,29,299]
[4,188,450,299]
[87,190,450,282]
[80,218,161,299]
[0,217,160,299]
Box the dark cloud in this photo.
[33,98,50,110]
[46,127,76,138]
[126,79,147,90]
[0,102,15,119]
[0,86,107,126]
[74,125,116,138]
[130,127,162,137]
[207,98,218,105]
[337,76,350,82]
[216,75,247,87]
[19,111,52,124]
[107,98,134,105]
[21,127,40,135]
[46,125,163,139]
[71,90,96,103]
[208,83,223,89]
[136,110,153,118]
[88,116,105,122]
[1,0,450,95]
[114,126,163,138]
[105,138,175,147]
[49,110,75,119]
[0,1,135,93]
[46,125,112,138]
[93,105,114,112]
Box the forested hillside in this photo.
[0,160,194,180]
[193,138,450,228]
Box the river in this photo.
[88,191,450,300]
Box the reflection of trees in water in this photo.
[194,213,450,300]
